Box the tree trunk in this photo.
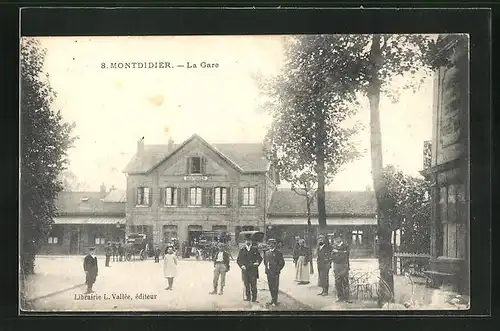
[315,117,327,233]
[368,34,395,306]
[306,202,314,274]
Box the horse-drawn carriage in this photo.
[124,233,153,261]
[189,231,232,260]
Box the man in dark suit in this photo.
[210,242,231,295]
[237,235,263,302]
[317,234,332,296]
[264,238,285,307]
[331,233,351,302]
[104,241,112,267]
[83,247,98,294]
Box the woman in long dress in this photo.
[163,245,178,290]
[293,239,311,285]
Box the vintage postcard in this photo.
[19,33,470,312]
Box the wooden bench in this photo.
[423,270,456,288]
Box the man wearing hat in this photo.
[104,241,112,267]
[331,232,351,302]
[83,247,99,294]
[316,234,332,296]
[236,234,263,302]
[264,238,285,306]
[210,242,231,295]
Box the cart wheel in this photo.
[140,250,146,260]
[126,253,131,261]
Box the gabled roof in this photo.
[268,190,377,217]
[56,191,125,216]
[102,189,127,203]
[123,134,270,174]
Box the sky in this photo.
[36,35,434,192]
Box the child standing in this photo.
[163,244,178,290]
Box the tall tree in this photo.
[20,38,77,280]
[313,34,438,305]
[258,35,364,232]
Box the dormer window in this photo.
[186,156,206,175]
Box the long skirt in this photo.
[295,256,310,282]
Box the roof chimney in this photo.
[168,137,174,152]
[137,137,145,154]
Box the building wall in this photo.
[39,224,126,255]
[427,36,469,294]
[126,138,276,245]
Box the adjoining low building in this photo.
[267,189,378,258]
[39,185,126,255]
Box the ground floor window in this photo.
[95,237,106,245]
[48,237,59,244]
[352,230,364,245]
[437,182,466,259]
[48,225,63,245]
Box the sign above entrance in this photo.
[183,175,208,181]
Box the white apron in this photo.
[295,255,310,282]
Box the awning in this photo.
[53,217,126,225]
[267,217,377,226]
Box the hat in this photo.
[267,238,277,243]
[89,247,96,251]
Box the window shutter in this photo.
[208,188,213,206]
[201,188,207,206]
[255,185,260,206]
[149,188,153,206]
[184,188,189,206]
[227,187,231,207]
[134,187,138,205]
[239,187,243,206]
[186,158,191,174]
[201,157,207,174]
[159,188,164,205]
[177,188,181,205]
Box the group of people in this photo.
[83,232,351,305]
[292,233,351,303]
[103,241,125,267]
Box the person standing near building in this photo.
[292,235,300,264]
[118,242,124,261]
[317,234,332,296]
[104,242,112,267]
[236,236,263,302]
[154,246,161,263]
[83,247,98,294]
[163,244,178,290]
[264,238,285,307]
[210,242,230,295]
[294,239,311,285]
[112,242,118,262]
[331,233,351,302]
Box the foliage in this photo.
[20,38,77,276]
[58,169,88,191]
[380,165,431,254]
[257,35,363,229]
